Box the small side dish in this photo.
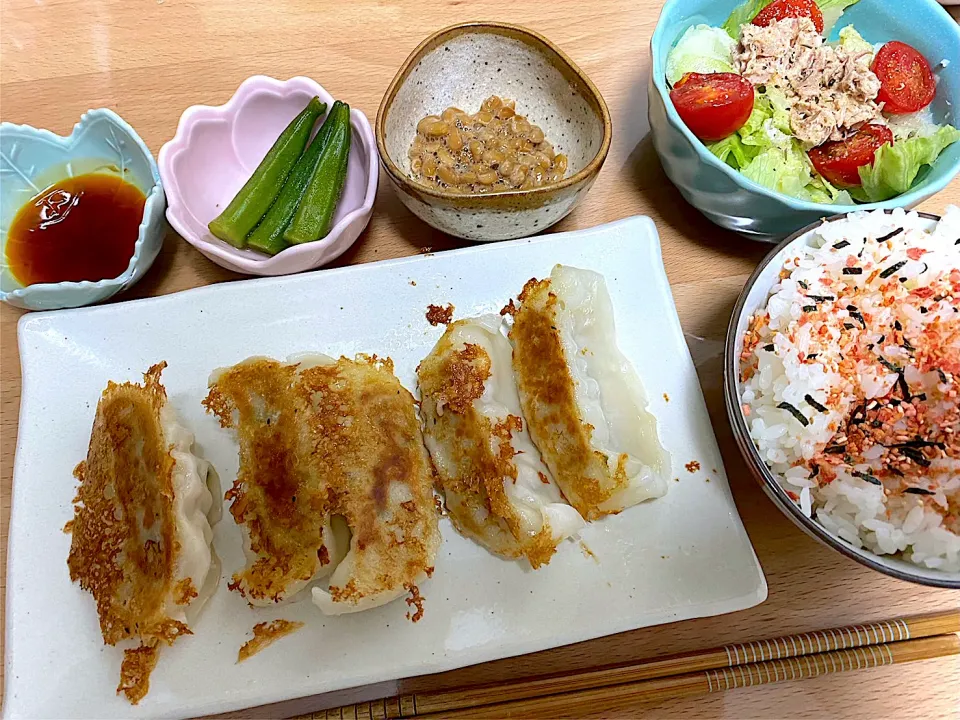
[208,97,352,257]
[410,95,568,193]
[67,363,216,703]
[665,0,960,203]
[1,108,165,309]
[737,208,960,573]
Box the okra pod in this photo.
[283,102,352,245]
[208,96,326,248]
[247,101,345,255]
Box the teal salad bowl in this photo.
[0,109,165,310]
[649,0,960,242]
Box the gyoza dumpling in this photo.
[508,265,670,520]
[203,357,349,607]
[418,315,584,568]
[67,362,217,704]
[303,355,441,615]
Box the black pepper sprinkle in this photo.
[919,307,928,314]
[877,228,904,243]
[880,260,907,279]
[805,394,828,413]
[904,487,935,495]
[777,402,809,426]
[842,267,862,275]
[833,240,851,249]
[852,471,882,486]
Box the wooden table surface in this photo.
[2,1,958,717]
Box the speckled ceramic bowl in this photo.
[377,22,612,242]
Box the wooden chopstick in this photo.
[320,610,959,719]
[424,635,960,719]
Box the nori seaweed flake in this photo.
[902,338,915,352]
[798,280,809,289]
[803,305,818,313]
[764,344,775,351]
[843,323,856,330]
[825,445,847,454]
[920,307,928,314]
[897,372,911,400]
[879,261,906,279]
[806,295,835,302]
[833,240,851,249]
[810,463,820,478]
[852,470,882,486]
[842,267,863,275]
[777,402,809,426]
[936,368,948,384]
[807,353,819,360]
[899,447,932,467]
[804,394,828,413]
[904,487,935,495]
[877,228,904,243]
[878,356,901,373]
[894,320,903,331]
[846,306,866,327]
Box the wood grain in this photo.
[1,1,958,718]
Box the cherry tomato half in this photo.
[808,124,894,188]
[752,0,824,34]
[670,72,755,142]
[872,41,936,115]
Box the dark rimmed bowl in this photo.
[376,21,612,242]
[724,209,960,588]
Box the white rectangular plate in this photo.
[5,216,766,719]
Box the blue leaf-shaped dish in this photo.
[1,109,165,310]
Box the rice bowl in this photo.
[726,207,960,587]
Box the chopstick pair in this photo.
[317,610,960,719]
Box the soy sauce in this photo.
[5,172,146,286]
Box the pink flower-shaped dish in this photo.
[158,75,377,276]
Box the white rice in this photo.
[740,207,960,573]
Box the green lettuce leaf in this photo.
[817,0,862,35]
[721,0,862,38]
[722,0,774,38]
[836,25,873,56]
[665,24,737,85]
[707,87,855,204]
[854,125,960,202]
